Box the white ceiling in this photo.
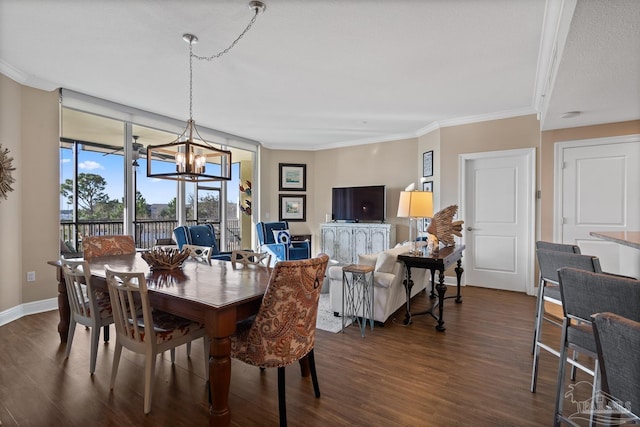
[1,0,639,150]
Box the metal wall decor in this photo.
[0,144,16,200]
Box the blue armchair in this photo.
[256,221,310,263]
[173,224,232,261]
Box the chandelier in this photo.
[147,1,266,182]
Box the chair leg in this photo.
[307,349,321,398]
[89,324,100,374]
[144,352,157,414]
[110,341,123,390]
[530,284,546,392]
[532,276,543,354]
[553,320,569,427]
[278,367,287,427]
[170,348,176,363]
[103,324,109,342]
[64,318,77,359]
[187,341,192,357]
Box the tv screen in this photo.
[332,185,386,222]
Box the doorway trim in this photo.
[553,134,640,242]
[459,147,536,295]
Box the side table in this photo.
[342,264,375,337]
[397,244,465,332]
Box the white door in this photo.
[460,148,535,293]
[557,136,640,278]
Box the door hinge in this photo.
[562,217,568,224]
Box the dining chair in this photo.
[592,312,640,424]
[60,257,114,374]
[230,254,329,427]
[531,248,601,393]
[231,249,271,269]
[531,241,581,351]
[182,244,213,264]
[105,266,208,414]
[554,268,640,427]
[82,234,137,342]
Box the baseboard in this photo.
[0,298,58,327]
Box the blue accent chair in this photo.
[173,224,232,261]
[256,221,310,263]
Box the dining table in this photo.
[55,253,272,426]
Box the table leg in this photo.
[403,267,414,325]
[435,269,447,332]
[454,259,464,303]
[429,268,436,299]
[56,269,70,343]
[207,310,235,427]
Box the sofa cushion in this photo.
[358,253,377,267]
[374,252,396,273]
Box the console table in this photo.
[397,244,465,332]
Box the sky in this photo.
[60,149,240,209]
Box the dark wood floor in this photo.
[0,286,595,426]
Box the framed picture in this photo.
[279,163,306,191]
[279,194,306,222]
[423,181,433,192]
[423,151,433,177]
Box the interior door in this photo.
[558,136,640,278]
[461,148,535,293]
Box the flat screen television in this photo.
[331,185,386,223]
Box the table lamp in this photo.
[397,188,434,255]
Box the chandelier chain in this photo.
[192,10,260,62]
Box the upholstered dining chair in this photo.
[230,254,329,427]
[531,248,601,393]
[592,312,640,423]
[231,249,271,269]
[82,234,136,259]
[81,234,137,342]
[60,257,114,374]
[554,268,640,427]
[105,267,208,414]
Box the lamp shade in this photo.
[397,191,433,218]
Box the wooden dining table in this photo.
[58,253,272,426]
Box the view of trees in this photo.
[61,173,223,221]
[60,173,150,220]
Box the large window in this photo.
[60,105,256,252]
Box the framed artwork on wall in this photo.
[423,181,433,192]
[423,151,433,177]
[279,194,306,222]
[279,163,307,191]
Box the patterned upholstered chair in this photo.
[230,254,329,427]
[60,257,114,374]
[81,234,137,341]
[256,221,310,264]
[82,235,136,259]
[173,224,232,261]
[105,267,207,414]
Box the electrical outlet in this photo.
[27,271,36,282]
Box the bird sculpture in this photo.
[427,204,464,247]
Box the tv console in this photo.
[321,222,396,265]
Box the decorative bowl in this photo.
[141,247,190,270]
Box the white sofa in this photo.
[328,242,429,324]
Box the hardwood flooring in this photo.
[0,286,594,426]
